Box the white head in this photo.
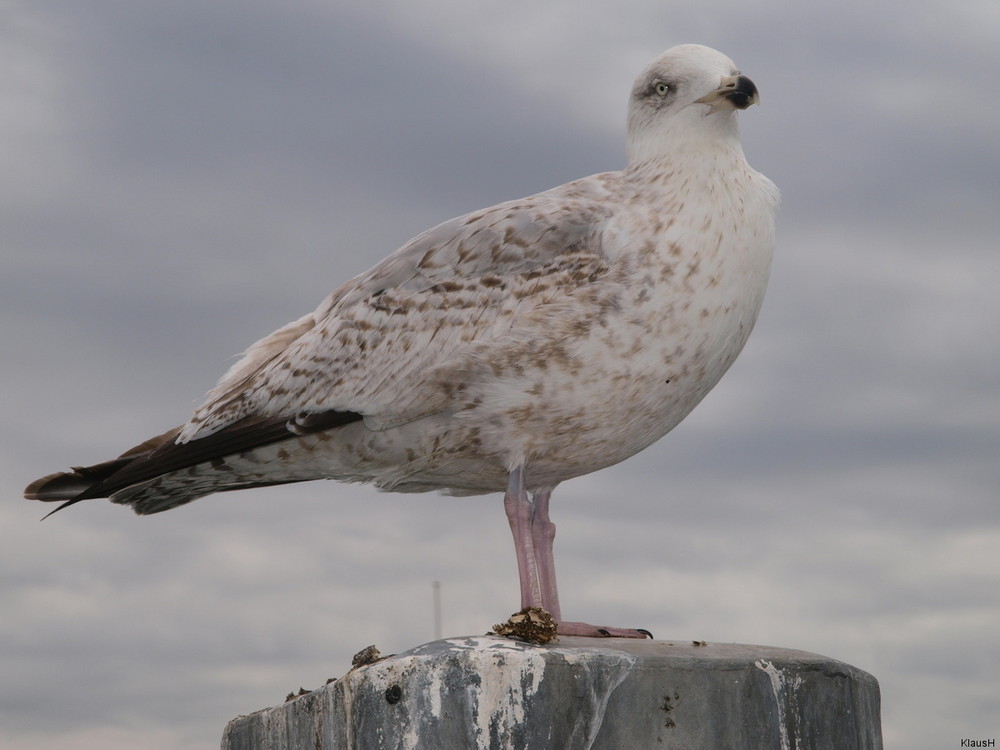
[626,44,759,164]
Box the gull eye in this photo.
[654,81,669,97]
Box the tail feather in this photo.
[25,410,364,518]
[25,426,182,518]
[25,460,131,502]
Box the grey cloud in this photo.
[3,1,998,749]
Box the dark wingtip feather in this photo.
[39,497,87,521]
[26,460,133,519]
[24,428,184,517]
[26,410,363,519]
[24,470,91,502]
[25,458,133,501]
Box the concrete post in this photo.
[222,635,881,749]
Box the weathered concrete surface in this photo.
[222,635,882,750]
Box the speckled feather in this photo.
[26,45,778,515]
[178,180,619,442]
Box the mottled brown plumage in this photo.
[27,44,777,637]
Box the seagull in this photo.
[25,44,778,638]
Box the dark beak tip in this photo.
[725,93,751,109]
[725,75,758,110]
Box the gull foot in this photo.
[493,607,558,644]
[556,620,653,639]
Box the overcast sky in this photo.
[2,1,998,748]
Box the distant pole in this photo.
[432,581,442,640]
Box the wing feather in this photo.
[178,175,618,442]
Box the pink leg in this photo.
[504,467,542,610]
[503,469,652,639]
[529,487,561,620]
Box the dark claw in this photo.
[637,628,654,639]
[597,628,612,637]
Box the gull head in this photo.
[626,44,759,164]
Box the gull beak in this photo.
[696,74,759,111]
